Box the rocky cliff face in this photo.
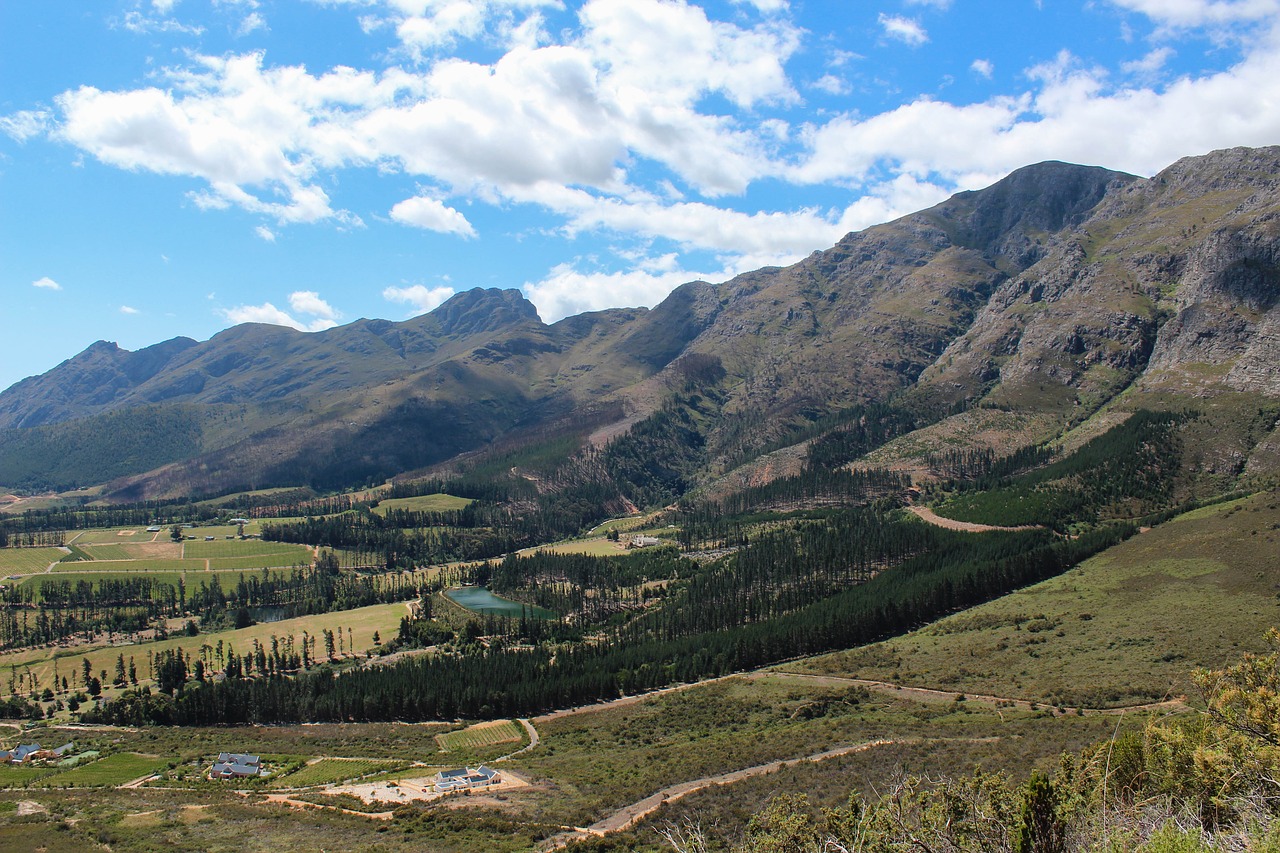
[4,146,1279,497]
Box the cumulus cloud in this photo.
[524,261,709,322]
[120,305,140,315]
[32,277,62,291]
[389,196,477,237]
[28,0,1280,327]
[223,289,340,330]
[878,14,928,46]
[288,290,340,322]
[1108,0,1280,27]
[383,284,456,314]
[789,36,1280,196]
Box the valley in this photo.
[0,146,1278,851]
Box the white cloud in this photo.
[524,262,709,322]
[255,225,276,242]
[813,74,850,95]
[878,14,928,46]
[237,12,268,36]
[790,33,1280,199]
[971,58,994,79]
[153,0,178,11]
[383,284,456,314]
[0,110,52,142]
[120,305,140,315]
[120,11,204,35]
[1107,0,1280,27]
[32,277,62,291]
[1123,47,1175,77]
[389,195,477,237]
[223,301,338,331]
[289,290,340,321]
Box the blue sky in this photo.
[3,0,1280,394]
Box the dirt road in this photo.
[906,504,1042,533]
[537,739,905,851]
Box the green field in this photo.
[183,540,311,560]
[41,752,166,788]
[67,528,161,545]
[789,490,1280,707]
[269,758,410,789]
[22,571,189,598]
[371,494,473,515]
[77,543,181,562]
[205,554,312,571]
[525,537,631,557]
[0,547,67,574]
[0,599,413,695]
[50,558,191,573]
[435,720,525,752]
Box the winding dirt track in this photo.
[906,504,1042,533]
[537,739,907,851]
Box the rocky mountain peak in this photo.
[432,288,543,337]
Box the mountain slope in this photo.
[3,146,1280,500]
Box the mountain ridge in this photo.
[3,145,1279,499]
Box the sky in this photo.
[3,1,1280,394]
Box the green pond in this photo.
[444,586,557,619]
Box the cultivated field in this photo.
[270,758,411,789]
[372,494,473,515]
[0,547,67,574]
[0,599,412,696]
[42,753,165,788]
[435,719,524,753]
[183,540,310,561]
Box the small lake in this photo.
[444,586,558,620]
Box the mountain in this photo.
[3,146,1279,500]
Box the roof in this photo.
[216,752,260,765]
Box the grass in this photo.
[50,558,191,573]
[207,554,313,571]
[269,758,411,789]
[435,720,524,753]
[67,528,161,545]
[0,547,67,574]
[0,600,413,698]
[372,494,473,515]
[183,540,312,561]
[787,489,1280,707]
[41,753,165,788]
[77,543,180,562]
[524,538,631,557]
[512,672,1122,829]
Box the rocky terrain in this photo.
[3,145,1279,500]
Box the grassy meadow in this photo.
[0,547,68,574]
[0,599,413,697]
[788,490,1280,707]
[371,494,473,515]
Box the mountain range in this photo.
[3,145,1279,502]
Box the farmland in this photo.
[0,599,412,695]
[0,547,67,574]
[270,758,412,789]
[371,494,473,515]
[435,720,525,753]
[42,753,165,788]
